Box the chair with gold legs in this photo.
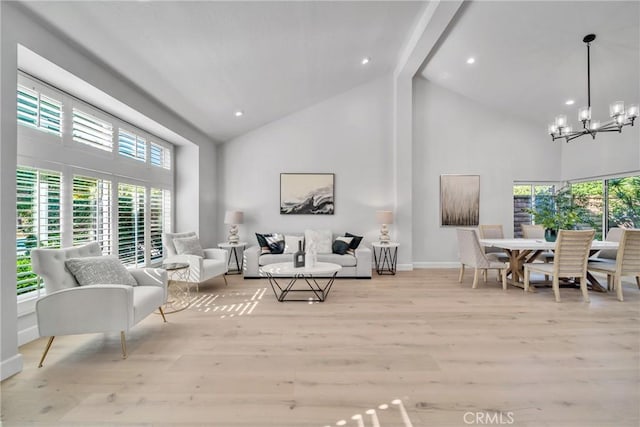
[32,242,168,367]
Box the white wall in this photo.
[218,76,395,250]
[0,2,218,380]
[561,127,639,181]
[411,77,563,266]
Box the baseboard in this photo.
[1,353,24,381]
[413,262,460,269]
[18,325,40,347]
[396,264,414,271]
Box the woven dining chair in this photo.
[456,229,508,290]
[524,229,595,302]
[587,229,640,301]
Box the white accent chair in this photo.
[524,229,595,302]
[521,224,554,277]
[456,229,508,290]
[163,232,228,291]
[31,242,168,367]
[588,229,640,301]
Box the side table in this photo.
[218,242,247,275]
[372,242,399,275]
[161,262,191,313]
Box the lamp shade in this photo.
[376,210,393,224]
[224,211,244,225]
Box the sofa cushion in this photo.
[284,235,304,254]
[65,256,137,287]
[173,236,204,257]
[305,229,332,253]
[259,253,292,266]
[317,253,357,267]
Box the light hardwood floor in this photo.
[2,269,639,426]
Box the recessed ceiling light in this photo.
[361,57,371,65]
[234,110,244,117]
[565,99,575,105]
[466,57,475,64]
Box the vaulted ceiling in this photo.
[17,1,640,144]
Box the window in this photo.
[607,176,640,230]
[118,183,146,267]
[17,85,62,136]
[118,129,146,162]
[72,108,113,151]
[73,175,112,254]
[570,181,603,239]
[149,188,171,262]
[16,167,62,295]
[150,142,171,169]
[512,184,555,237]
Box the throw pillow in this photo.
[284,235,304,254]
[256,233,285,254]
[332,236,353,255]
[65,256,137,287]
[173,236,205,257]
[345,232,363,250]
[305,229,332,253]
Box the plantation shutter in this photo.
[149,188,171,262]
[118,183,146,266]
[73,175,112,254]
[17,85,62,136]
[150,143,171,169]
[118,129,146,161]
[16,167,62,295]
[72,108,113,151]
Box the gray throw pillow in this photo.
[65,256,137,286]
[173,236,205,257]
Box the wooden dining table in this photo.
[479,238,619,292]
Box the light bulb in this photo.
[627,104,639,118]
[578,107,591,121]
[555,115,567,127]
[590,121,600,130]
[610,101,624,117]
[548,124,558,135]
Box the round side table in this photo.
[161,262,191,313]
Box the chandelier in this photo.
[548,34,638,143]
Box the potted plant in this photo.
[525,186,594,241]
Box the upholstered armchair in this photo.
[31,242,168,367]
[163,232,228,291]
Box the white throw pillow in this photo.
[283,235,304,254]
[173,236,205,257]
[65,256,137,286]
[305,229,332,253]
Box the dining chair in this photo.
[593,227,624,261]
[456,229,508,290]
[523,229,595,302]
[477,224,510,263]
[587,229,640,301]
[521,224,555,265]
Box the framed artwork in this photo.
[440,174,480,226]
[280,173,334,215]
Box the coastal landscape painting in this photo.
[280,173,334,215]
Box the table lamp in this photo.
[224,211,244,244]
[376,210,393,243]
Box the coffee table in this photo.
[260,262,341,302]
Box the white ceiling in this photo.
[18,1,425,143]
[17,1,639,144]
[422,1,640,129]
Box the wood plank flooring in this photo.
[2,269,639,426]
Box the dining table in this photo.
[479,238,619,292]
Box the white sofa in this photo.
[244,234,372,278]
[163,232,229,289]
[31,242,168,367]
